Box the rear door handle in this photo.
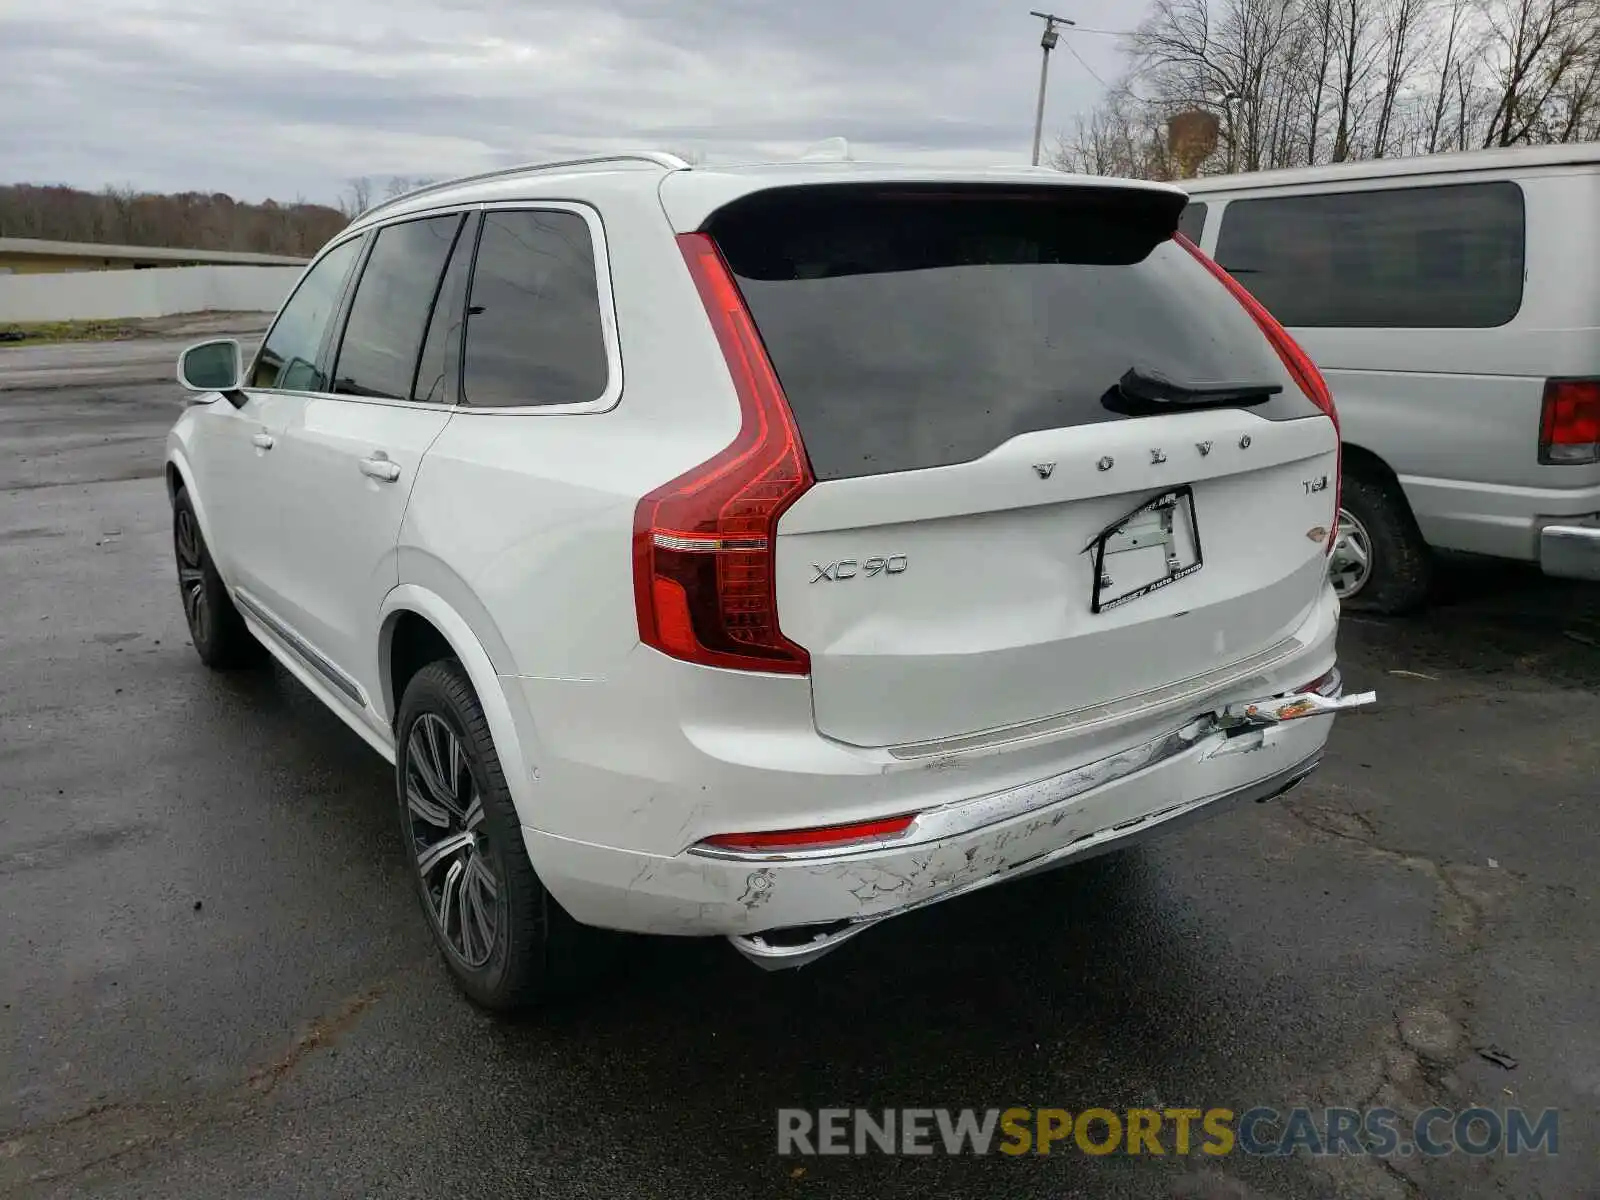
[359,455,402,483]
[251,432,275,450]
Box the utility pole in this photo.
[1030,10,1075,166]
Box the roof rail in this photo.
[357,151,692,221]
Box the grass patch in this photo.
[0,318,139,345]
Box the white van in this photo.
[1181,144,1600,612]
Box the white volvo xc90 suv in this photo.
[167,152,1371,1010]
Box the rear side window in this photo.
[333,213,465,401]
[252,236,362,391]
[461,210,611,408]
[708,185,1311,481]
[1177,201,1208,243]
[1213,182,1525,328]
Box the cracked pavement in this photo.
[2,340,1598,1198]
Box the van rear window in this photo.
[1212,181,1525,329]
[707,185,1313,482]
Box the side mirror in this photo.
[178,339,244,401]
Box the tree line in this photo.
[0,173,518,256]
[0,174,460,255]
[1052,0,1600,178]
[0,184,349,256]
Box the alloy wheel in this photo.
[1328,506,1374,599]
[405,712,501,968]
[174,507,210,647]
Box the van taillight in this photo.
[632,233,814,674]
[1539,379,1600,464]
[1176,233,1341,555]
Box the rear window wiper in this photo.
[1104,366,1283,415]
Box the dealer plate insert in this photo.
[1085,486,1204,614]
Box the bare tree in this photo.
[1055,0,1599,178]
[1425,0,1474,150]
[1481,0,1600,146]
[1372,0,1430,155]
[101,184,138,243]
[1547,37,1600,137]
[1050,89,1176,178]
[1132,0,1303,173]
[1302,0,1340,161]
[341,177,374,219]
[1326,0,1382,160]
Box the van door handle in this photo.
[251,432,275,450]
[359,454,402,483]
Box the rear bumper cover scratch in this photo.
[728,747,1321,969]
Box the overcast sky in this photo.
[0,0,1144,205]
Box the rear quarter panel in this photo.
[397,174,741,686]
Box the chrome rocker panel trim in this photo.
[233,588,369,707]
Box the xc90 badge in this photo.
[811,556,908,582]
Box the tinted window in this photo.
[332,214,464,401]
[1177,201,1208,243]
[461,210,610,408]
[1213,182,1525,328]
[251,236,362,390]
[412,214,477,404]
[709,185,1311,482]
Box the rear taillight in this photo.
[1539,379,1600,465]
[1176,233,1341,554]
[697,813,918,853]
[1296,668,1342,698]
[632,233,814,674]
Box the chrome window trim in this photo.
[247,201,623,416]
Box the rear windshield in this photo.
[707,185,1315,481]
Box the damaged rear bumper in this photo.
[521,678,1368,968]
[728,747,1320,969]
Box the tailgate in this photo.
[703,182,1339,749]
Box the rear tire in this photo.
[396,659,620,1012]
[1331,470,1432,615]
[172,487,263,669]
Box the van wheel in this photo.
[1330,471,1432,614]
[173,487,263,669]
[396,660,620,1012]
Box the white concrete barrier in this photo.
[0,265,301,323]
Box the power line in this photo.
[1059,34,1113,92]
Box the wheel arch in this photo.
[378,585,540,826]
[1334,440,1435,613]
[1340,439,1429,530]
[1341,440,1403,491]
[164,452,221,557]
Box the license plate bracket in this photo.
[1087,486,1204,614]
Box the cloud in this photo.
[0,0,1142,204]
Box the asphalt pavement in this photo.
[2,338,1597,1200]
